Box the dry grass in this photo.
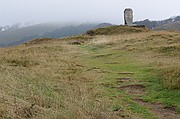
[89,31,180,89]
[0,27,179,118]
[86,25,149,36]
[26,35,94,46]
[0,43,123,119]
[160,67,180,89]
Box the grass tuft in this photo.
[160,67,180,89]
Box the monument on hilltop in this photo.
[124,8,133,26]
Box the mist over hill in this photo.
[0,23,113,47]
[0,23,64,47]
[1,15,180,47]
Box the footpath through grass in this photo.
[0,27,180,119]
[80,45,156,118]
[80,37,180,118]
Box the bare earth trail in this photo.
[79,43,180,119]
[117,77,180,119]
[79,28,180,118]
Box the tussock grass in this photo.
[0,43,125,119]
[26,35,94,46]
[160,67,180,89]
[88,30,180,89]
[0,26,180,118]
[84,30,180,115]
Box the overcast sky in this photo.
[0,0,179,26]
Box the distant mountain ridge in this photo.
[42,23,113,38]
[0,23,64,47]
[134,16,180,29]
[155,22,180,31]
[0,23,112,47]
[1,15,180,47]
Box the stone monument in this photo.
[124,8,133,26]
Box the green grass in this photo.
[80,35,180,117]
[142,71,180,112]
[80,45,158,118]
[0,27,179,119]
[127,102,154,119]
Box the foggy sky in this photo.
[0,0,180,26]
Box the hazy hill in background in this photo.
[1,15,180,47]
[134,16,180,29]
[0,23,64,47]
[0,23,112,47]
[42,24,99,38]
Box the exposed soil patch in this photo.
[116,78,131,83]
[118,84,145,95]
[68,40,82,45]
[119,83,180,118]
[134,98,180,119]
[93,54,113,58]
[118,72,135,75]
[118,82,180,118]
[89,67,110,73]
[105,62,120,64]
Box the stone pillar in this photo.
[124,8,133,26]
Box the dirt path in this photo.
[117,77,180,119]
[135,98,180,119]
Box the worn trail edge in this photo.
[118,81,180,119]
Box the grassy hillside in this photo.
[0,23,99,47]
[0,26,180,119]
[86,25,149,36]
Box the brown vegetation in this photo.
[0,26,179,118]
